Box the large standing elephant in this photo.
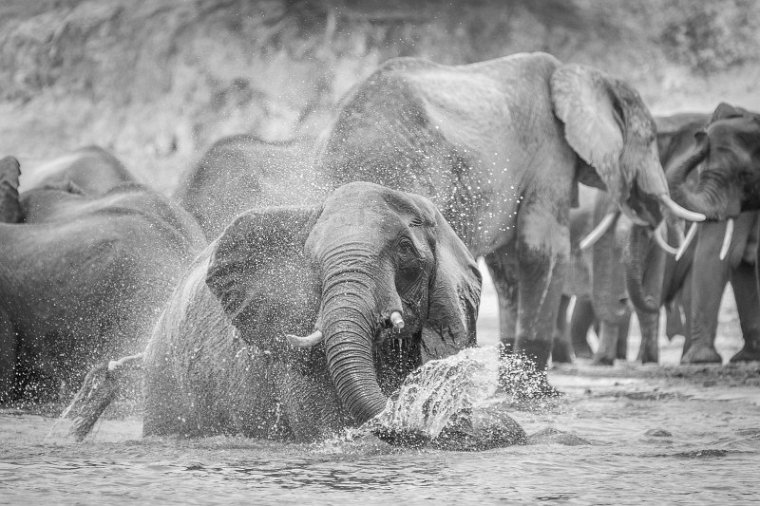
[317,52,701,369]
[0,158,206,401]
[174,135,319,239]
[72,182,481,441]
[666,103,760,363]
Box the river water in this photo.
[2,272,760,505]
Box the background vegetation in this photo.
[1,0,759,191]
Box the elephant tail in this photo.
[61,353,144,441]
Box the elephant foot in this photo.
[729,344,760,363]
[681,344,722,364]
[551,337,573,364]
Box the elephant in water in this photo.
[317,52,703,370]
[0,156,206,402]
[174,135,319,240]
[67,182,482,442]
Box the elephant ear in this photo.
[0,156,21,223]
[206,206,322,352]
[551,64,625,201]
[420,206,482,362]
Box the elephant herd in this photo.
[2,51,759,443]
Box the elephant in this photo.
[317,52,702,370]
[666,103,760,363]
[19,145,134,195]
[66,182,483,442]
[566,106,760,365]
[174,135,320,239]
[0,158,206,402]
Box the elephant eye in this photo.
[397,238,419,264]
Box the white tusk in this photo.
[285,330,324,348]
[107,352,144,372]
[579,212,617,250]
[390,311,405,332]
[659,194,706,222]
[719,218,734,261]
[675,223,698,261]
[653,221,678,255]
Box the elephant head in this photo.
[667,103,760,221]
[551,64,703,228]
[0,156,21,223]
[206,182,482,425]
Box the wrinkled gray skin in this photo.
[142,182,482,440]
[0,158,206,401]
[19,145,134,195]
[665,103,760,363]
[318,52,673,370]
[174,135,321,239]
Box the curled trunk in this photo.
[321,280,387,424]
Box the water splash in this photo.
[361,346,557,450]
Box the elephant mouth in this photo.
[373,326,423,396]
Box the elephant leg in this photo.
[570,297,595,359]
[483,249,518,353]
[514,250,566,370]
[0,311,17,403]
[665,298,685,341]
[729,261,760,362]
[682,222,731,364]
[615,313,631,360]
[551,294,573,363]
[637,309,660,364]
[593,320,620,366]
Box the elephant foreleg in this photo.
[570,297,595,358]
[637,309,659,364]
[593,320,622,366]
[483,249,518,353]
[682,222,733,364]
[514,249,566,370]
[729,261,760,362]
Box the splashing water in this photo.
[361,346,556,450]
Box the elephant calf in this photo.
[67,182,483,442]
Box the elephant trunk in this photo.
[321,272,388,424]
[624,224,659,313]
[666,133,733,220]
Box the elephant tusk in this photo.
[285,330,324,348]
[675,223,698,261]
[659,194,706,222]
[653,221,678,255]
[390,311,405,333]
[719,218,735,261]
[107,352,144,372]
[579,212,617,250]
